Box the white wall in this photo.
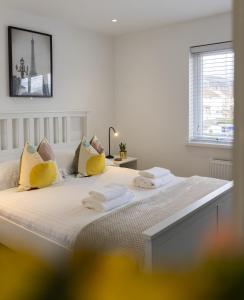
[0,8,233,177]
[114,13,233,176]
[0,7,114,147]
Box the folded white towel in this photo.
[134,174,174,189]
[139,167,170,178]
[83,191,134,212]
[139,167,171,179]
[89,184,128,202]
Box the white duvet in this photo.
[0,167,184,249]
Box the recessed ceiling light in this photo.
[112,19,118,23]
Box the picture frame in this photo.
[8,26,53,98]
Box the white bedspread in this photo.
[0,167,184,249]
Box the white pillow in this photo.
[105,158,115,166]
[55,149,75,176]
[0,160,19,191]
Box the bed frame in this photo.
[0,111,88,161]
[0,111,233,269]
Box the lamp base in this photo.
[106,155,114,159]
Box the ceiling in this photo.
[2,0,232,36]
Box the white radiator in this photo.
[209,159,233,180]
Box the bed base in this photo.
[0,182,233,269]
[0,216,70,264]
[143,182,233,269]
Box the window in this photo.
[189,42,234,145]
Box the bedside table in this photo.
[111,156,138,170]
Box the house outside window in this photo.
[189,42,234,145]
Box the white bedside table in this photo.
[110,156,138,170]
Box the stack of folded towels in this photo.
[133,167,174,189]
[82,184,134,212]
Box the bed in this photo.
[0,111,233,269]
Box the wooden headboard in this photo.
[0,111,89,161]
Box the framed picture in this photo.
[8,26,53,98]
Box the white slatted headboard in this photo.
[0,111,89,161]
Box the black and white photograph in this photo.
[8,26,53,97]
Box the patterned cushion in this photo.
[90,135,104,154]
[74,136,105,177]
[18,139,60,191]
[37,138,55,161]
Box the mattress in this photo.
[0,167,184,248]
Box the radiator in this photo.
[209,159,233,180]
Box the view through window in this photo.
[190,42,234,144]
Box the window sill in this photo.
[187,141,233,150]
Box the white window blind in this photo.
[189,42,234,145]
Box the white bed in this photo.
[0,111,233,269]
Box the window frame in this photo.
[189,41,234,146]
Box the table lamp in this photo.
[106,126,118,159]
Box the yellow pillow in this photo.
[75,136,105,176]
[18,140,59,191]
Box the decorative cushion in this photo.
[90,135,104,154]
[37,138,55,161]
[18,139,60,191]
[74,136,105,177]
[29,162,57,188]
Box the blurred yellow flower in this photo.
[1,246,244,300]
